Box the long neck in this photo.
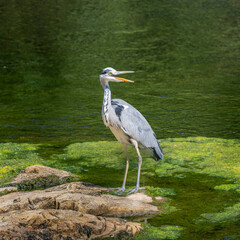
[102,83,112,124]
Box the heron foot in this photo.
[127,187,145,194]
[115,187,126,192]
[128,187,139,194]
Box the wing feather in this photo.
[111,99,163,160]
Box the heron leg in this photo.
[122,143,129,190]
[128,139,142,194]
[116,143,129,192]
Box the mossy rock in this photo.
[13,175,78,191]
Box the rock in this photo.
[0,187,17,195]
[6,165,78,190]
[9,165,76,183]
[0,166,160,239]
[55,192,158,217]
[0,209,142,239]
[126,192,153,203]
[46,181,108,195]
[155,196,167,202]
[0,182,159,217]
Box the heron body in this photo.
[100,67,163,193]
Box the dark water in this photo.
[0,0,239,143]
[0,1,240,239]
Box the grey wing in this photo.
[111,99,163,160]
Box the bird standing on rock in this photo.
[99,67,163,193]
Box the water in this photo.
[0,0,240,239]
[0,0,239,143]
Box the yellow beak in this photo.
[115,77,134,83]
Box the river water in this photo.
[0,1,240,239]
[0,0,239,143]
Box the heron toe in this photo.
[115,187,126,192]
[128,187,139,194]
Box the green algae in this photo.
[160,202,179,215]
[0,143,42,185]
[135,224,184,240]
[1,137,239,193]
[52,137,240,188]
[13,175,78,191]
[0,142,79,189]
[145,186,176,197]
[200,202,240,224]
[52,141,128,170]
[160,137,240,181]
[214,184,240,192]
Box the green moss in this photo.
[0,142,79,188]
[160,137,240,182]
[154,162,190,178]
[52,141,128,170]
[214,184,240,192]
[0,143,42,185]
[2,138,239,192]
[0,189,9,197]
[145,186,176,197]
[135,224,184,240]
[160,201,178,215]
[14,175,79,191]
[200,203,240,223]
[52,137,240,189]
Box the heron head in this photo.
[99,67,134,88]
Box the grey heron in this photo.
[100,67,163,193]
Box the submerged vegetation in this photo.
[0,137,239,239]
[214,184,240,193]
[51,137,240,186]
[135,224,184,240]
[145,186,176,197]
[200,202,240,224]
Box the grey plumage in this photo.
[99,67,163,193]
[111,99,163,160]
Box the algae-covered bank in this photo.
[0,137,240,239]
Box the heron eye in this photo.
[108,72,113,75]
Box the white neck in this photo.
[102,83,111,125]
